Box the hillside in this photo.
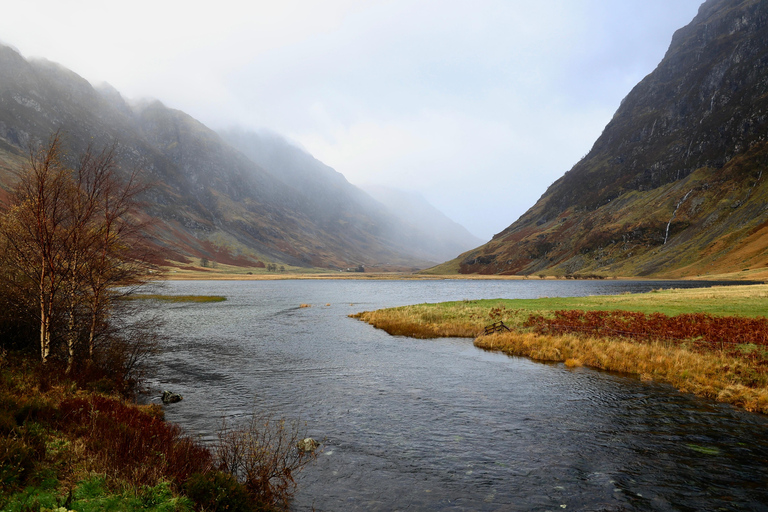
[0,43,474,271]
[438,0,768,278]
[219,128,482,263]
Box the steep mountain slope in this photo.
[444,0,768,277]
[0,43,463,270]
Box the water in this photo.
[145,279,768,511]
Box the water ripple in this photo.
[146,279,768,511]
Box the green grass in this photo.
[411,284,768,321]
[353,284,768,340]
[123,295,227,303]
[3,477,193,512]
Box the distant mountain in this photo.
[436,0,768,278]
[219,128,482,263]
[360,185,483,261]
[0,43,471,270]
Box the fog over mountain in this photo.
[219,127,482,263]
[0,43,477,269]
[360,185,483,260]
[0,1,704,241]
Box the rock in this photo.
[161,390,183,404]
[297,437,319,452]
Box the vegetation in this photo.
[0,134,156,379]
[0,352,317,511]
[352,284,768,413]
[0,137,317,510]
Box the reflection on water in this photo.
[146,279,768,511]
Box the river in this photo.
[145,279,768,511]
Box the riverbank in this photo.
[0,351,314,511]
[352,284,768,413]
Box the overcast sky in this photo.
[0,0,704,240]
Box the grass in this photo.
[353,284,768,339]
[4,477,193,512]
[352,283,768,413]
[0,351,210,511]
[0,351,315,511]
[123,294,227,303]
[474,332,768,413]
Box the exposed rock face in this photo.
[451,0,768,277]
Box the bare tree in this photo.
[1,135,71,364]
[78,145,155,363]
[0,134,157,372]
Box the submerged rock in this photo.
[161,390,183,404]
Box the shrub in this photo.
[185,471,255,512]
[0,408,16,435]
[215,414,318,509]
[524,310,768,362]
[0,437,36,488]
[57,395,212,487]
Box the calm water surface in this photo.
[146,279,768,511]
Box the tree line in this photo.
[0,134,157,387]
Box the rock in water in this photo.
[297,437,319,452]
[161,390,183,404]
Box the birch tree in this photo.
[0,134,156,371]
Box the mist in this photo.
[0,0,704,240]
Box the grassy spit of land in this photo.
[352,284,768,414]
[122,294,227,303]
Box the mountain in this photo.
[217,128,483,264]
[360,185,483,261]
[0,43,472,270]
[437,0,768,278]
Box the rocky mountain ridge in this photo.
[439,0,768,278]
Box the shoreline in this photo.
[352,284,768,414]
[159,268,768,282]
[475,332,768,414]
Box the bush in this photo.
[215,413,318,509]
[57,396,212,487]
[0,437,36,488]
[0,409,16,435]
[185,471,255,512]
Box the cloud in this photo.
[0,0,703,240]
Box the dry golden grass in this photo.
[476,332,768,414]
[351,307,482,338]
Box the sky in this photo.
[0,0,704,240]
